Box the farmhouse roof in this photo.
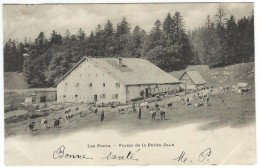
[179,71,206,85]
[55,57,180,86]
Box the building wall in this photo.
[35,91,57,103]
[126,83,180,102]
[180,73,195,89]
[57,59,127,103]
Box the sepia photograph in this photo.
[3,2,256,166]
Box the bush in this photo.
[5,114,28,123]
[27,110,49,119]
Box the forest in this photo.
[4,8,254,88]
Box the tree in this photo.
[4,39,19,72]
[115,17,131,56]
[77,28,86,40]
[49,30,62,46]
[163,12,174,35]
[173,11,184,42]
[116,17,131,37]
[225,15,238,64]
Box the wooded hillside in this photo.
[4,8,254,88]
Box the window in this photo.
[80,74,82,77]
[75,83,79,87]
[75,95,78,98]
[116,83,120,88]
[65,83,68,86]
[100,94,106,99]
[112,94,118,99]
[103,83,105,87]
[89,83,92,87]
[96,73,98,77]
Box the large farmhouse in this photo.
[55,57,180,103]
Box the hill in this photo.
[4,72,29,90]
[171,62,255,88]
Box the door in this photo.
[94,95,98,101]
[145,88,149,98]
[40,96,47,102]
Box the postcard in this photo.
[3,2,256,166]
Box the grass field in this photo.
[4,72,29,90]
[4,62,255,137]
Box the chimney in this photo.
[118,57,123,66]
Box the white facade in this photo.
[57,59,127,103]
[57,58,180,104]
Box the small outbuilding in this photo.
[179,71,206,90]
[24,88,57,104]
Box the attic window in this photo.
[116,83,120,88]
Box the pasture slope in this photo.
[171,62,255,88]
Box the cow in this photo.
[167,102,173,109]
[194,101,203,108]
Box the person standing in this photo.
[150,109,156,120]
[101,110,104,121]
[160,106,166,120]
[138,107,142,119]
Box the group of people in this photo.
[135,102,168,121]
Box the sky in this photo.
[3,3,254,42]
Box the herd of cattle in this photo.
[26,82,250,133]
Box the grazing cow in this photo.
[167,102,173,109]
[194,101,203,108]
[237,83,248,89]
[236,89,243,95]
[185,97,190,105]
[231,85,238,92]
[41,118,47,130]
[140,102,148,107]
[65,109,71,114]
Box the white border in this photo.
[0,1,258,168]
